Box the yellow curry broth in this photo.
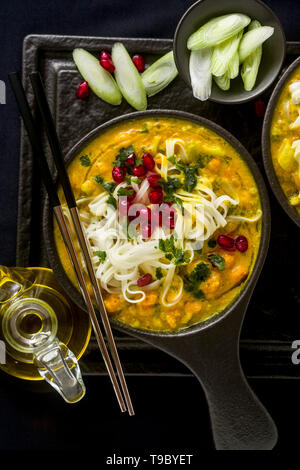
[270,66,300,214]
[54,117,261,332]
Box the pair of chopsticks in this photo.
[9,72,134,416]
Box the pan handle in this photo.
[152,297,278,450]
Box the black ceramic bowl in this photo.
[173,0,286,104]
[262,56,300,229]
[44,110,277,449]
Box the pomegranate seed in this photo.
[149,189,163,204]
[112,166,126,183]
[137,273,153,286]
[118,197,131,216]
[125,186,136,202]
[126,153,136,166]
[132,54,145,73]
[100,51,111,60]
[133,165,147,177]
[235,235,248,253]
[101,59,115,73]
[139,206,151,223]
[147,173,161,187]
[255,99,266,118]
[99,51,115,73]
[76,81,89,99]
[142,153,155,170]
[217,234,235,251]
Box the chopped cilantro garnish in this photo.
[93,177,116,195]
[208,238,217,248]
[125,176,142,185]
[135,157,144,166]
[95,251,107,263]
[102,181,116,194]
[182,166,198,192]
[80,155,91,166]
[114,145,135,167]
[160,177,182,198]
[93,175,104,185]
[158,235,190,265]
[131,176,142,184]
[117,187,134,197]
[193,289,206,299]
[174,250,190,265]
[190,262,210,283]
[159,236,175,253]
[208,254,225,271]
[175,159,204,193]
[80,155,91,167]
[167,155,176,164]
[106,194,117,209]
[156,267,163,280]
[184,262,210,298]
[167,154,208,193]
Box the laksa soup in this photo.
[54,117,262,332]
[270,65,300,215]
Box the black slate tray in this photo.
[17,34,300,378]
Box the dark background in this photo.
[0,0,300,455]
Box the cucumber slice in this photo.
[241,21,263,91]
[187,14,250,50]
[73,48,122,106]
[239,26,274,63]
[214,73,230,91]
[142,51,178,97]
[112,42,147,111]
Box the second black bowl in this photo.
[173,0,286,104]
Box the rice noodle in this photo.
[72,139,261,308]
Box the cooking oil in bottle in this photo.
[0,266,91,403]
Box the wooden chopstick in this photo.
[28,72,134,416]
[8,72,129,414]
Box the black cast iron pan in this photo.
[262,56,300,229]
[43,110,277,450]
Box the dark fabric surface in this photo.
[0,0,299,454]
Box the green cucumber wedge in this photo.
[112,42,147,110]
[142,51,178,97]
[214,73,230,91]
[73,48,122,105]
[239,25,274,63]
[187,13,250,50]
[241,21,263,91]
